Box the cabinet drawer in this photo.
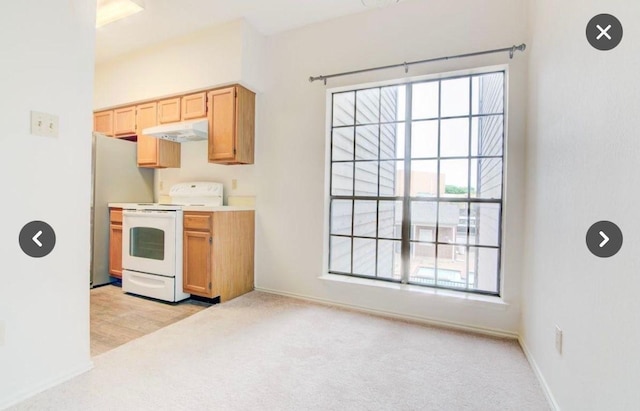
[110,209,123,224]
[184,213,211,230]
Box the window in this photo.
[328,70,505,295]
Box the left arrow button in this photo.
[32,230,43,247]
[19,221,56,258]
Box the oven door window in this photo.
[129,227,165,261]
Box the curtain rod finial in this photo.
[510,43,527,58]
[310,75,327,85]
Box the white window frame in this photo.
[323,65,509,297]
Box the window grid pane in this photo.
[329,71,504,296]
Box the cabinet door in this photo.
[207,87,236,162]
[136,102,159,166]
[94,110,113,136]
[183,230,212,296]
[234,86,255,164]
[182,92,207,120]
[158,97,181,124]
[109,223,123,278]
[114,106,136,136]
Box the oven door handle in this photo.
[127,273,166,289]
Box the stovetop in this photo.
[114,182,224,211]
[120,202,221,211]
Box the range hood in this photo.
[142,119,208,143]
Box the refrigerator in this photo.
[90,133,154,287]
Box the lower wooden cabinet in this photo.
[183,230,211,295]
[183,211,255,301]
[109,208,123,278]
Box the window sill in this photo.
[318,273,509,310]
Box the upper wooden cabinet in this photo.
[136,102,159,165]
[113,106,136,137]
[93,83,256,167]
[136,102,180,168]
[207,86,255,165]
[158,97,181,124]
[93,110,114,136]
[181,92,207,120]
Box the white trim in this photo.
[318,273,509,309]
[255,286,518,339]
[0,360,94,410]
[518,338,560,411]
[324,65,511,298]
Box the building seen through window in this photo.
[329,70,505,295]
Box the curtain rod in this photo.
[309,43,526,85]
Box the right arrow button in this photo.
[598,231,609,248]
[587,221,622,258]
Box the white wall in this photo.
[256,0,528,334]
[94,19,244,109]
[155,20,267,203]
[94,19,265,203]
[522,1,640,409]
[93,0,528,334]
[0,1,95,408]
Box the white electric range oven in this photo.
[120,182,223,302]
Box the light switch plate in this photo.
[30,111,59,137]
[30,111,46,136]
[46,113,59,137]
[555,325,563,354]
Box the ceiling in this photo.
[95,0,391,64]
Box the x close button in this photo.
[586,221,623,258]
[19,221,56,258]
[586,14,623,51]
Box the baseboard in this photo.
[254,286,518,339]
[0,360,94,410]
[518,337,560,411]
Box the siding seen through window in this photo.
[328,70,505,295]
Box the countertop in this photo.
[183,205,254,212]
[108,203,254,212]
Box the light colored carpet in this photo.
[10,292,548,411]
